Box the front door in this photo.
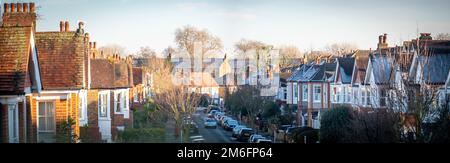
[8,104,19,143]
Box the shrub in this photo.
[117,128,165,143]
[320,107,354,143]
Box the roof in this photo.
[287,64,310,82]
[409,40,450,85]
[35,32,89,90]
[369,52,394,85]
[352,51,370,84]
[114,61,132,88]
[90,59,115,89]
[337,58,355,84]
[133,67,143,86]
[417,53,450,84]
[0,26,33,95]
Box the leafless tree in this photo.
[98,44,127,56]
[136,46,157,59]
[279,45,302,69]
[435,33,450,40]
[175,25,223,63]
[325,43,358,56]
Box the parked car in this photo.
[256,139,273,144]
[232,125,247,138]
[204,118,217,129]
[206,105,220,114]
[237,128,254,142]
[221,117,233,127]
[224,120,238,131]
[214,112,224,121]
[248,134,265,143]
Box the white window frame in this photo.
[346,86,352,103]
[98,92,110,119]
[302,85,308,102]
[314,85,321,102]
[115,90,127,114]
[79,93,87,121]
[8,104,19,143]
[37,101,56,143]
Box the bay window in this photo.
[314,85,321,102]
[302,85,308,101]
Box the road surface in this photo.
[191,111,238,143]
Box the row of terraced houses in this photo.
[285,33,450,129]
[0,3,152,143]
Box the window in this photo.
[133,89,138,103]
[117,92,123,113]
[332,87,337,102]
[336,87,341,103]
[79,94,86,120]
[302,85,308,101]
[314,86,321,102]
[293,83,298,99]
[38,102,55,143]
[8,104,19,143]
[346,87,352,103]
[362,90,367,105]
[367,91,371,106]
[380,90,387,107]
[99,93,108,118]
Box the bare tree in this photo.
[279,45,302,69]
[136,46,157,59]
[435,33,450,40]
[325,43,358,56]
[98,44,127,56]
[234,39,268,54]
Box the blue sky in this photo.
[4,0,450,55]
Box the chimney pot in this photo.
[11,3,16,12]
[23,3,29,12]
[17,3,23,12]
[60,21,65,32]
[89,42,93,49]
[94,42,97,49]
[29,3,35,13]
[383,33,388,44]
[65,21,70,32]
[4,3,9,13]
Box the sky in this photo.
[3,0,450,55]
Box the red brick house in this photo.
[88,53,134,143]
[32,21,90,143]
[0,3,42,143]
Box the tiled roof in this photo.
[337,58,355,84]
[35,32,89,90]
[369,52,394,85]
[114,61,132,88]
[418,53,450,84]
[0,26,32,95]
[90,59,115,89]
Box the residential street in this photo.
[191,111,236,143]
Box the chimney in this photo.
[383,33,388,44]
[23,3,29,12]
[4,3,9,13]
[93,42,97,49]
[17,3,22,12]
[60,21,65,32]
[84,33,90,42]
[30,3,35,13]
[65,21,70,32]
[89,42,93,49]
[379,35,383,45]
[419,33,433,40]
[11,3,16,12]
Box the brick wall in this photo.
[84,89,102,142]
[29,93,80,143]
